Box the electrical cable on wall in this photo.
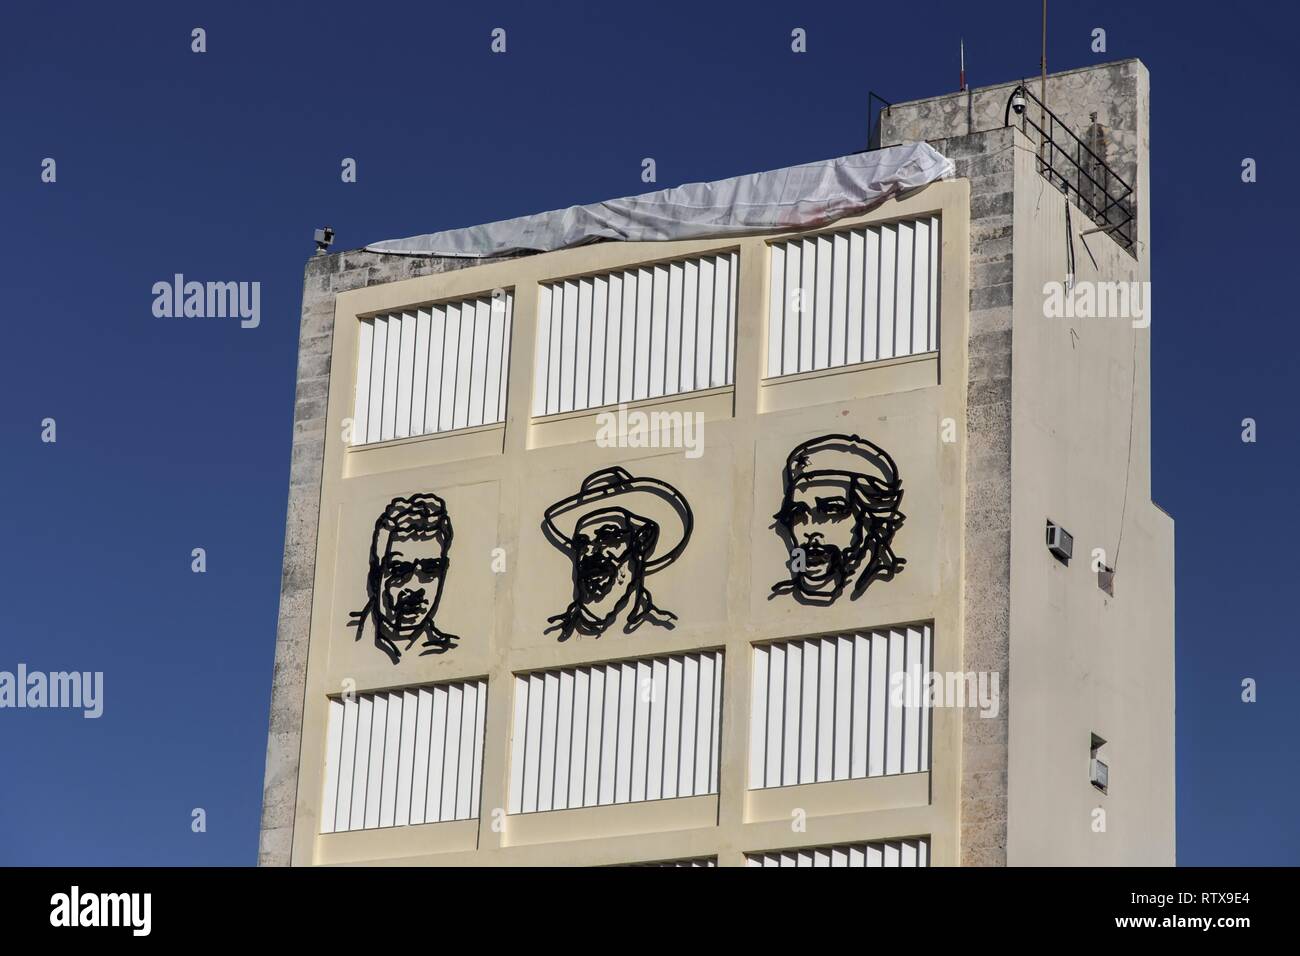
[1112,328,1139,573]
[1065,201,1076,291]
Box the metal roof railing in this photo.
[1004,83,1136,252]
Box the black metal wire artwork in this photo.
[770,434,906,606]
[349,493,459,664]
[542,467,693,641]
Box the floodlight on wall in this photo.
[314,226,335,255]
[1009,85,1027,117]
[1046,519,1073,563]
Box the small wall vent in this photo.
[1098,565,1115,596]
[1090,733,1108,793]
[1090,757,1109,792]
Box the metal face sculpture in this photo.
[349,493,459,664]
[770,434,906,606]
[542,467,693,642]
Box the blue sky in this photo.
[0,0,1294,865]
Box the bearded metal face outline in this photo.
[770,434,906,605]
[349,493,459,664]
[542,467,693,642]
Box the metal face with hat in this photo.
[542,466,693,641]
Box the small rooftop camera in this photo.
[314,226,335,255]
[1010,87,1027,116]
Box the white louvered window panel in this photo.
[320,679,488,833]
[352,291,514,446]
[508,650,724,814]
[746,838,930,868]
[630,857,718,868]
[532,252,738,417]
[766,216,939,377]
[748,625,932,790]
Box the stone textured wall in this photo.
[258,248,502,866]
[932,128,1016,867]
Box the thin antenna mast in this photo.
[1040,2,1048,126]
[959,37,967,92]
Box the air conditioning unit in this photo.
[1046,520,1073,562]
[1090,757,1109,791]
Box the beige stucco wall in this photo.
[1005,86,1175,864]
[286,181,973,865]
[875,59,1173,865]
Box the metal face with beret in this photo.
[771,434,907,606]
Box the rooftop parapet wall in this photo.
[880,60,1146,255]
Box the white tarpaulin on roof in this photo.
[365,141,954,258]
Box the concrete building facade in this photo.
[260,58,1173,867]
